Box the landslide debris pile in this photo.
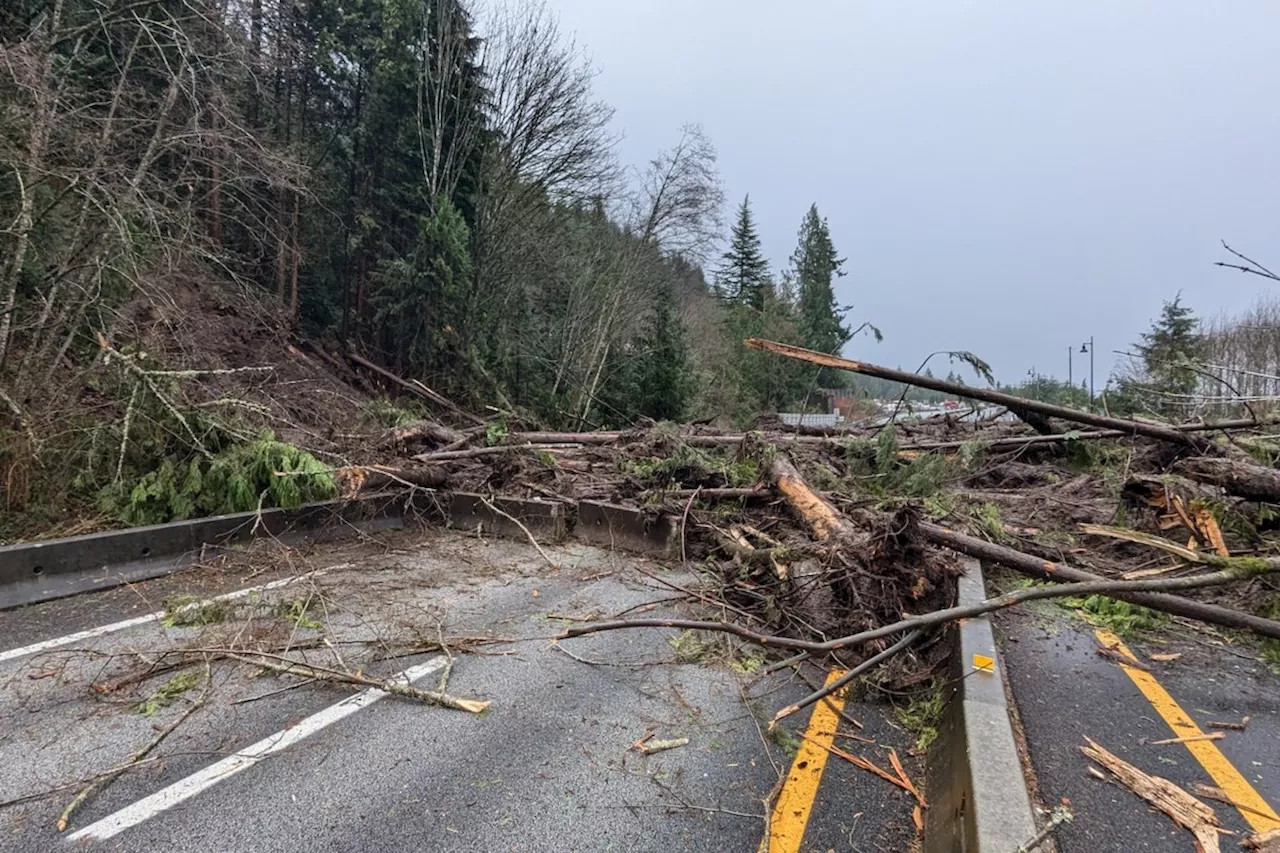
[333,340,1280,698]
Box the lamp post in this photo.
[1080,338,1094,407]
[1068,346,1073,388]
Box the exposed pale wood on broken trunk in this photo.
[1081,736,1223,853]
[334,464,448,496]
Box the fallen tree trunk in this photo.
[768,454,857,541]
[413,444,582,462]
[659,486,769,500]
[745,338,1220,450]
[1175,456,1280,503]
[917,521,1280,639]
[903,418,1267,453]
[346,351,484,426]
[508,431,623,445]
[507,430,847,448]
[376,420,465,451]
[334,464,448,495]
[503,421,1265,454]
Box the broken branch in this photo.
[1081,737,1223,853]
[561,568,1274,655]
[225,651,489,713]
[772,630,923,723]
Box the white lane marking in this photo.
[0,567,347,665]
[67,656,446,843]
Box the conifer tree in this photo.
[790,204,852,385]
[716,196,770,310]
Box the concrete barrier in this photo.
[574,500,678,557]
[0,491,571,610]
[924,558,1037,852]
[0,493,416,610]
[441,492,566,541]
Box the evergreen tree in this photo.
[598,279,695,424]
[716,196,770,310]
[1138,294,1202,394]
[635,280,695,420]
[369,197,473,385]
[1129,294,1203,416]
[790,204,852,386]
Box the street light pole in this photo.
[1079,337,1095,407]
[1068,346,1073,388]
[1089,336,1094,405]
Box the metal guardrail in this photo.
[779,413,845,427]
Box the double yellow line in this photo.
[1097,629,1280,833]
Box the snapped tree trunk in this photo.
[768,454,858,542]
[334,464,447,496]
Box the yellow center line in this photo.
[1096,629,1280,832]
[769,670,846,852]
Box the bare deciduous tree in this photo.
[478,0,619,206]
[632,123,724,266]
[0,0,301,405]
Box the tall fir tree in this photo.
[1138,293,1203,414]
[790,204,852,386]
[716,196,770,311]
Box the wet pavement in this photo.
[0,529,920,853]
[996,595,1280,852]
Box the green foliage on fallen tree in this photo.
[99,434,335,526]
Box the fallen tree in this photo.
[917,521,1280,639]
[334,464,448,496]
[1175,456,1280,503]
[765,450,1280,640]
[744,338,1221,449]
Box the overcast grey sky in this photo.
[544,0,1280,388]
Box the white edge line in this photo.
[0,565,350,665]
[67,656,446,843]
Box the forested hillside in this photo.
[0,0,863,535]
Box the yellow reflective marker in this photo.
[1096,629,1280,833]
[972,654,995,674]
[769,670,847,852]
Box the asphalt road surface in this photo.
[1,530,920,853]
[996,594,1280,852]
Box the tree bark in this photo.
[1175,456,1280,503]
[289,189,300,323]
[377,420,465,451]
[745,338,1219,451]
[903,418,1265,452]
